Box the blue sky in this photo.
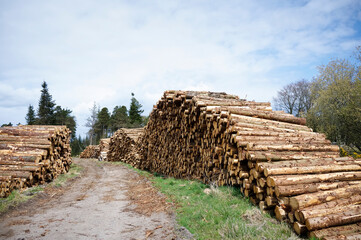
[0,0,360,137]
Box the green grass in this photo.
[49,163,83,187]
[0,163,82,214]
[152,177,300,240]
[108,161,301,240]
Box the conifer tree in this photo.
[95,107,110,138]
[109,105,128,132]
[25,104,36,125]
[53,106,76,138]
[37,81,55,124]
[128,93,144,126]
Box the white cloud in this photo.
[0,0,360,135]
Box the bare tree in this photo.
[85,102,99,145]
[273,79,311,117]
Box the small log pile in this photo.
[0,125,71,197]
[99,138,110,161]
[107,128,144,167]
[79,145,100,158]
[138,90,361,238]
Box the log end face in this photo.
[289,197,299,211]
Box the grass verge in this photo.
[0,163,82,214]
[107,161,301,240]
[49,163,83,187]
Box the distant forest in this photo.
[1,81,147,156]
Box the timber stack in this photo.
[99,138,110,161]
[0,125,71,198]
[107,128,144,167]
[137,90,361,238]
[79,145,100,158]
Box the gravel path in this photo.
[0,158,178,240]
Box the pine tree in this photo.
[109,105,128,132]
[53,106,76,139]
[128,93,144,126]
[37,81,55,124]
[95,107,110,138]
[25,105,36,125]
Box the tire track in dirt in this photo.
[0,158,177,240]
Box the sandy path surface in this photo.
[0,158,178,240]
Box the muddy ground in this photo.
[0,158,192,240]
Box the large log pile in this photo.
[79,145,100,158]
[107,128,144,167]
[99,138,110,161]
[137,90,361,238]
[0,125,71,197]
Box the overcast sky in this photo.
[1,0,360,137]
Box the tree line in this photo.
[85,92,147,145]
[17,81,147,156]
[273,46,361,153]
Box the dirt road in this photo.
[0,158,183,240]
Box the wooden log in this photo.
[247,144,339,152]
[234,133,329,141]
[297,195,361,223]
[293,222,307,235]
[309,223,361,239]
[323,232,361,240]
[0,149,48,157]
[264,163,361,176]
[288,212,295,223]
[275,181,361,197]
[231,123,323,135]
[305,205,361,230]
[226,107,306,125]
[267,172,361,187]
[0,155,41,162]
[247,151,340,162]
[299,203,361,225]
[0,164,41,172]
[229,114,311,132]
[289,183,361,210]
[265,196,278,206]
[257,157,356,171]
[0,170,33,179]
[275,206,287,221]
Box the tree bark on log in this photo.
[267,172,361,187]
[305,205,361,231]
[289,183,361,210]
[297,195,361,223]
[309,223,361,239]
[275,181,361,197]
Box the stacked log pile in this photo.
[79,145,100,158]
[107,128,144,167]
[0,125,71,197]
[99,138,110,161]
[138,90,361,238]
